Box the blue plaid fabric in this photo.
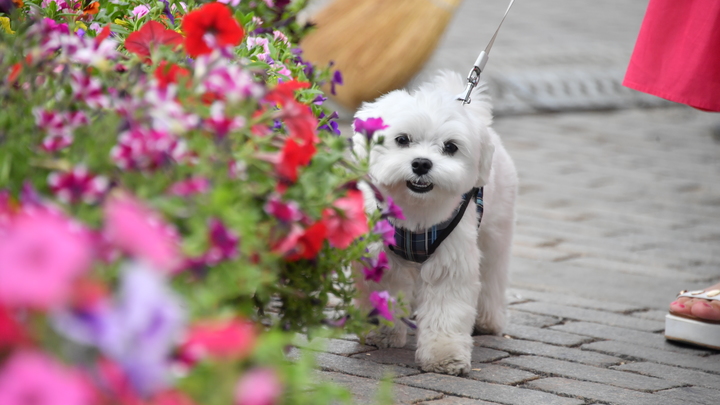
[388,188,484,263]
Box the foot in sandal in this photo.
[665,282,720,350]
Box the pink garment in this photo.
[624,0,720,112]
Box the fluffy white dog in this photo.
[352,71,518,376]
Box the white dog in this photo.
[352,72,518,376]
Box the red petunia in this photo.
[154,61,190,89]
[125,21,183,62]
[264,80,311,107]
[322,189,369,249]
[179,318,256,363]
[286,221,327,261]
[276,137,316,183]
[182,2,244,58]
[0,305,30,348]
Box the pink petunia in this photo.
[353,117,389,141]
[264,195,302,223]
[167,177,210,197]
[48,166,109,204]
[104,193,182,273]
[322,189,369,249]
[381,196,405,220]
[204,218,239,265]
[234,368,282,405]
[0,207,93,310]
[372,219,395,246]
[0,351,94,405]
[132,5,150,18]
[369,291,394,321]
[362,252,389,283]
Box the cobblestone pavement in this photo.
[302,0,720,403]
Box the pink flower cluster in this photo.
[111,128,187,171]
[34,109,88,153]
[48,166,109,204]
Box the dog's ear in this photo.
[477,142,495,187]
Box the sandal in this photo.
[665,289,720,350]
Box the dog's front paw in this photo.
[364,326,407,349]
[415,334,472,376]
[419,355,471,376]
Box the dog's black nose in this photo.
[411,158,433,175]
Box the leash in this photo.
[456,0,516,104]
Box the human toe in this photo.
[689,300,720,321]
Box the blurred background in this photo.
[301,0,720,311]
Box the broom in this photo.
[300,0,464,111]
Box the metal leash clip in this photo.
[457,0,516,105]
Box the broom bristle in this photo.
[301,0,463,110]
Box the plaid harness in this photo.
[388,187,483,263]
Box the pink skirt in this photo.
[624,0,720,112]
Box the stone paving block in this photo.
[503,323,595,346]
[526,377,701,405]
[396,373,583,405]
[655,386,720,404]
[511,302,665,332]
[352,348,417,368]
[289,349,420,380]
[630,309,668,322]
[471,346,511,364]
[507,288,644,312]
[420,398,499,405]
[474,335,623,367]
[293,334,377,356]
[550,321,710,356]
[317,371,443,404]
[499,355,680,392]
[468,364,538,385]
[353,346,509,368]
[582,340,720,373]
[613,362,720,391]
[508,309,562,328]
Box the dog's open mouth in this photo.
[407,180,434,193]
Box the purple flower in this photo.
[52,261,185,396]
[312,95,327,105]
[372,220,395,246]
[264,195,302,223]
[318,111,340,136]
[369,291,394,321]
[330,70,343,95]
[205,218,240,265]
[381,196,405,220]
[161,0,175,26]
[353,117,389,141]
[363,252,389,283]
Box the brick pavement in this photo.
[300,0,720,403]
[299,108,720,403]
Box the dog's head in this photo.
[353,72,494,224]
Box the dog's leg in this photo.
[356,253,416,349]
[475,151,517,335]
[414,252,480,376]
[474,227,511,335]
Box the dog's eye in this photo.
[443,141,458,155]
[395,134,410,147]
